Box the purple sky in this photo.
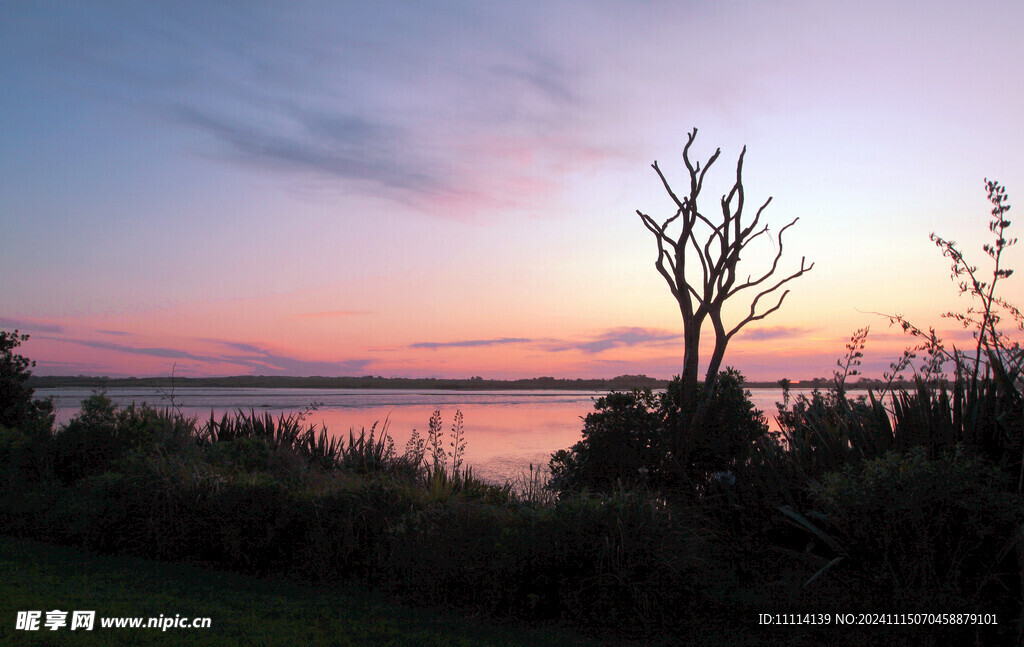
[2,1,1021,380]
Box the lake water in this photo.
[37,387,791,483]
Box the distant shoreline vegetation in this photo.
[27,374,894,391]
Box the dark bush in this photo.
[0,330,53,433]
[51,396,196,484]
[0,424,53,484]
[50,394,121,483]
[663,368,769,488]
[202,478,304,571]
[550,368,768,497]
[549,388,663,494]
[205,436,275,472]
[381,488,704,636]
[816,449,1022,604]
[527,490,702,633]
[294,479,413,581]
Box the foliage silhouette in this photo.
[0,330,53,433]
[877,179,1023,488]
[549,368,768,497]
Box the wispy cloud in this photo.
[408,327,684,355]
[52,337,216,363]
[171,103,444,199]
[33,360,125,375]
[208,340,264,354]
[738,326,814,341]
[38,334,373,377]
[0,317,64,334]
[206,339,373,376]
[547,327,683,353]
[487,54,578,107]
[9,2,618,216]
[296,310,372,319]
[95,329,132,337]
[410,337,533,350]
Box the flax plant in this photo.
[334,420,396,473]
[426,409,446,475]
[449,410,466,474]
[879,179,1023,487]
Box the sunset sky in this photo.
[2,1,1022,381]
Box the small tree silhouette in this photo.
[637,128,812,426]
[0,330,53,431]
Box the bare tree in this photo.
[637,128,813,419]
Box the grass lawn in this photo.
[0,536,620,647]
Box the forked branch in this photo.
[637,128,813,413]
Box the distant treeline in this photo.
[27,374,900,391]
[27,374,669,391]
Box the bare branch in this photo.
[728,146,747,246]
[682,128,721,199]
[688,225,710,290]
[652,162,687,213]
[727,257,815,338]
[738,221,772,249]
[726,218,803,298]
[637,209,676,246]
[727,290,792,340]
[654,250,680,301]
[636,128,812,424]
[638,209,681,301]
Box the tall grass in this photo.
[507,463,557,508]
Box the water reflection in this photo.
[39,387,791,482]
[311,402,588,483]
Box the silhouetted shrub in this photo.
[664,368,770,490]
[203,478,304,571]
[51,395,194,484]
[206,436,275,472]
[0,330,53,433]
[550,368,768,497]
[549,389,663,494]
[0,424,53,485]
[381,488,703,636]
[817,449,1022,605]
[50,394,121,483]
[294,479,412,581]
[527,490,702,633]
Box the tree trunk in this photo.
[690,328,729,433]
[674,321,703,456]
[681,324,701,396]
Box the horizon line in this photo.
[26,373,890,386]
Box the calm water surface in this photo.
[38,387,790,482]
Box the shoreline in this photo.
[28,374,896,391]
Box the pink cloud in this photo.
[296,310,372,319]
